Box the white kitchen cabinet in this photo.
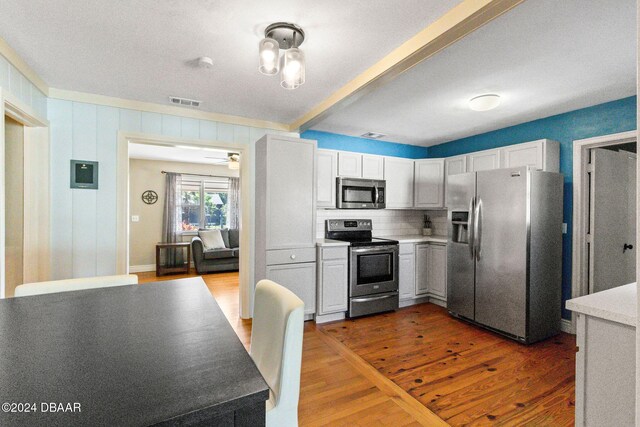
[384,157,414,208]
[467,149,501,172]
[255,135,317,317]
[415,244,429,296]
[414,159,445,208]
[398,244,416,301]
[338,152,362,178]
[266,262,317,315]
[317,246,349,315]
[445,155,467,176]
[500,139,560,172]
[317,149,337,208]
[426,243,447,300]
[361,154,384,179]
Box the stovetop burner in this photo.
[325,219,398,247]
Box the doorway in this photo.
[4,116,24,297]
[572,130,637,331]
[588,144,636,293]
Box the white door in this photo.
[267,262,317,315]
[384,157,414,208]
[317,150,337,208]
[444,156,467,207]
[501,141,544,170]
[398,252,415,300]
[590,148,636,293]
[467,149,500,172]
[414,159,444,208]
[415,244,429,295]
[426,244,447,299]
[361,155,384,179]
[319,258,348,314]
[338,152,362,177]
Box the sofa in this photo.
[191,229,240,274]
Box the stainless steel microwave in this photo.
[336,177,386,209]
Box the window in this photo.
[180,176,229,232]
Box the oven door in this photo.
[349,245,398,297]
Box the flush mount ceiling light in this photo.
[259,22,306,90]
[361,132,387,140]
[469,94,501,111]
[228,153,240,170]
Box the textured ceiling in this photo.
[313,0,637,146]
[0,0,461,123]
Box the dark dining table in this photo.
[0,277,268,426]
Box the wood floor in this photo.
[137,272,576,426]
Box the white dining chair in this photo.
[250,279,304,427]
[14,274,139,297]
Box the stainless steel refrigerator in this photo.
[447,166,563,344]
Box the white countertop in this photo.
[566,283,637,327]
[316,238,350,247]
[375,234,448,244]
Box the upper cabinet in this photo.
[414,159,445,208]
[467,149,501,172]
[362,155,384,179]
[445,155,467,176]
[337,152,362,177]
[384,157,414,208]
[317,150,337,208]
[500,139,559,172]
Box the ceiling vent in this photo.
[361,132,387,139]
[168,96,201,107]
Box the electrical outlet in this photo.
[562,223,567,234]
[131,215,140,223]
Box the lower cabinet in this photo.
[266,262,317,315]
[400,242,447,305]
[316,246,349,316]
[426,243,447,300]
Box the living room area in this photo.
[127,140,242,282]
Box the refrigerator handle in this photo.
[474,198,482,260]
[468,197,475,259]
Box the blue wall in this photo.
[428,96,637,319]
[301,130,429,159]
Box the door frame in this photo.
[0,88,50,298]
[571,130,637,332]
[115,132,256,318]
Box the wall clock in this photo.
[142,190,158,205]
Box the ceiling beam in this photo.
[288,0,525,133]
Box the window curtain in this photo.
[228,177,240,229]
[161,172,183,266]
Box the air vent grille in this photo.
[361,132,387,139]
[168,96,201,107]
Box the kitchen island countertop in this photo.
[566,282,637,327]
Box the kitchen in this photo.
[0,0,636,425]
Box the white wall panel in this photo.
[0,55,9,90]
[95,106,119,275]
[141,111,161,135]
[9,65,21,101]
[199,120,217,141]
[161,114,181,137]
[48,99,74,279]
[180,117,199,139]
[71,103,97,278]
[119,109,141,133]
[233,125,250,144]
[217,122,234,142]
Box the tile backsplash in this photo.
[316,209,448,238]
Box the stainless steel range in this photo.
[326,219,399,317]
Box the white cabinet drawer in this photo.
[266,248,316,265]
[399,243,415,255]
[321,246,348,260]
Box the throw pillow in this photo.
[199,229,226,250]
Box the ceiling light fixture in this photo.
[228,153,240,170]
[259,22,306,90]
[469,94,501,111]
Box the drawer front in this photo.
[266,248,316,265]
[399,243,415,255]
[321,246,348,260]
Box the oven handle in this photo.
[351,294,396,303]
[350,246,398,254]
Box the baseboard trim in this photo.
[315,312,346,324]
[560,318,574,334]
[129,264,156,273]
